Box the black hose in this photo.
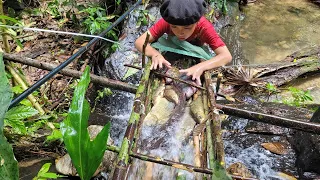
[9,0,142,109]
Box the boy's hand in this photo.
[179,64,204,86]
[150,53,171,70]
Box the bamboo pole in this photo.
[112,60,152,180]
[0,0,10,53]
[205,72,225,166]
[0,1,45,114]
[132,73,153,153]
[203,75,215,179]
[4,53,137,93]
[6,64,45,115]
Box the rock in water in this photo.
[227,162,253,178]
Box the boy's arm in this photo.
[135,31,171,70]
[179,46,232,85]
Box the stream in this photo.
[91,0,320,179]
[19,0,320,179]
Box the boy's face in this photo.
[169,23,197,41]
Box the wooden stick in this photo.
[106,145,258,180]
[124,64,206,90]
[4,53,137,93]
[216,103,320,135]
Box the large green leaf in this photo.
[0,54,12,130]
[60,66,110,180]
[0,131,19,180]
[0,52,19,180]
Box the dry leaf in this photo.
[261,142,288,155]
[227,162,252,178]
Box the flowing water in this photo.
[93,1,320,179]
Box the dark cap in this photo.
[160,0,206,26]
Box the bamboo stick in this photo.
[6,64,45,115]
[0,0,10,53]
[142,32,150,68]
[112,60,152,180]
[106,145,257,180]
[205,72,225,166]
[194,135,201,167]
[132,73,153,153]
[203,76,215,179]
[4,53,137,93]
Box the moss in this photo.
[117,138,130,164]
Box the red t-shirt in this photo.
[149,16,225,50]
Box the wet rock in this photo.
[176,106,196,141]
[55,125,117,176]
[245,121,291,135]
[104,6,161,81]
[310,0,320,6]
[144,97,175,126]
[227,162,253,178]
[289,131,320,177]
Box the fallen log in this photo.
[3,53,137,93]
[216,103,320,134]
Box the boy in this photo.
[135,0,232,85]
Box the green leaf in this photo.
[0,15,19,24]
[4,118,27,134]
[33,163,65,180]
[38,163,51,175]
[61,66,110,180]
[11,85,24,94]
[211,162,232,180]
[123,67,139,80]
[5,106,38,120]
[20,99,33,107]
[46,129,63,142]
[0,131,19,180]
[0,60,12,129]
[0,52,18,180]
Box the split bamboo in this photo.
[112,60,152,180]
